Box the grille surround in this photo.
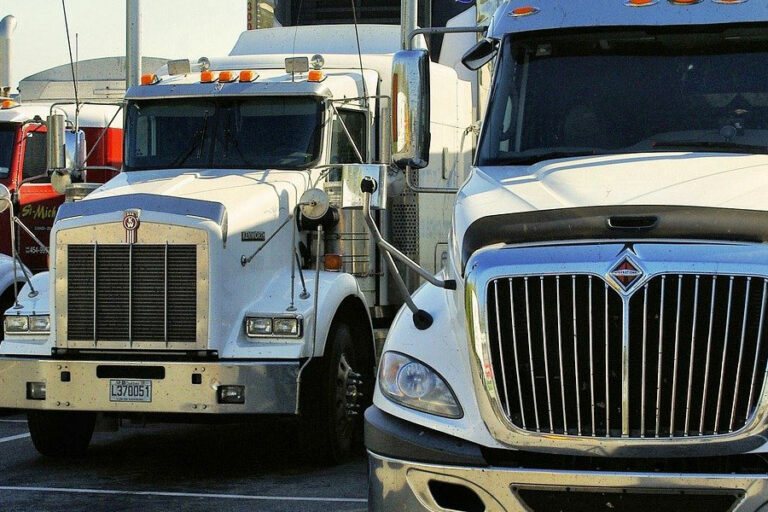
[55,222,209,350]
[466,242,768,453]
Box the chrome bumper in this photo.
[0,357,299,414]
[367,451,768,512]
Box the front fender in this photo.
[0,253,32,297]
[220,270,369,359]
[373,279,502,448]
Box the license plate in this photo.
[109,379,152,402]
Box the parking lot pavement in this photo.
[0,413,368,511]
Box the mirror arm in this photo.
[405,165,458,194]
[406,26,486,50]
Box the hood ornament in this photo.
[123,210,140,244]
[609,256,643,290]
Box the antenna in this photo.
[290,0,305,83]
[350,0,369,108]
[61,0,80,120]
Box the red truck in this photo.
[0,99,122,312]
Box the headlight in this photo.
[378,351,462,418]
[29,315,51,332]
[4,315,29,333]
[245,315,302,338]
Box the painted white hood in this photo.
[87,168,310,235]
[455,152,768,244]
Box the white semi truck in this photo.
[0,8,479,461]
[366,0,768,510]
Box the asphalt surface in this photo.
[0,412,368,511]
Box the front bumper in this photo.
[365,407,768,512]
[0,357,299,414]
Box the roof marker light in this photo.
[713,0,747,3]
[0,100,19,109]
[668,0,702,4]
[509,6,539,17]
[239,70,258,82]
[201,70,217,83]
[218,71,236,83]
[140,73,158,85]
[626,0,658,6]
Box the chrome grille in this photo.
[487,273,768,438]
[67,244,197,343]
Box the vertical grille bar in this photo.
[164,243,168,345]
[572,276,583,435]
[747,280,768,419]
[640,284,648,438]
[588,276,596,436]
[683,275,700,436]
[729,277,752,432]
[655,275,666,438]
[128,244,133,344]
[524,277,541,432]
[604,282,610,436]
[92,243,97,344]
[669,275,683,437]
[714,276,736,433]
[556,276,568,433]
[539,277,554,432]
[493,281,512,417]
[700,276,718,435]
[509,279,527,430]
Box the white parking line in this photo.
[0,486,367,503]
[0,419,27,423]
[0,433,30,443]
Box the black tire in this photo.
[27,410,96,457]
[301,322,371,464]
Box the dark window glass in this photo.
[0,124,17,179]
[330,110,366,164]
[125,97,323,171]
[478,31,768,166]
[22,131,48,180]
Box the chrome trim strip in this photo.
[493,281,511,417]
[604,282,611,437]
[747,280,768,416]
[701,275,718,435]
[524,277,541,432]
[509,278,527,430]
[715,277,736,433]
[669,275,682,437]
[589,276,596,436]
[556,276,568,433]
[684,275,700,436]
[540,277,554,432]
[640,284,648,438]
[731,277,752,432]
[572,275,583,435]
[655,275,665,438]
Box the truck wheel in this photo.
[301,322,368,464]
[27,411,96,456]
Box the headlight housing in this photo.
[4,314,50,334]
[379,351,463,418]
[244,315,302,338]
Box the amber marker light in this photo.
[510,6,539,16]
[218,71,236,83]
[239,70,257,82]
[0,100,18,109]
[324,254,342,272]
[626,0,658,6]
[140,73,158,85]
[307,69,325,82]
[201,70,217,83]
[669,0,701,4]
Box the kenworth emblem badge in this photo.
[609,257,643,290]
[123,210,140,244]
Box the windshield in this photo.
[124,97,324,171]
[477,29,768,166]
[0,124,16,178]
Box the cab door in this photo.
[15,126,61,273]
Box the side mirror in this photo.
[46,114,86,194]
[391,49,430,170]
[461,38,498,71]
[341,164,388,209]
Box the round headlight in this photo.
[396,361,435,399]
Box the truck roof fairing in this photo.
[124,81,333,101]
[490,0,767,39]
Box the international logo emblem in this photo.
[123,210,140,244]
[609,257,643,290]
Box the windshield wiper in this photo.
[652,140,768,154]
[171,113,211,167]
[492,150,600,165]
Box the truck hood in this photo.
[455,152,768,259]
[87,168,310,234]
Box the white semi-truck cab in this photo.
[367,1,768,510]
[0,20,476,461]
